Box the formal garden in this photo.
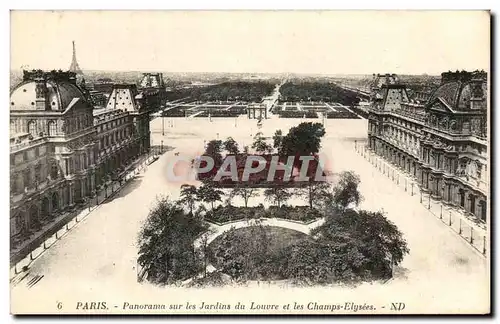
[137,170,409,287]
[137,121,410,287]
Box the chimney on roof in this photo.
[34,75,49,110]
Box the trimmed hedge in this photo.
[267,205,322,222]
[325,112,360,119]
[195,111,240,118]
[278,111,318,118]
[205,205,322,224]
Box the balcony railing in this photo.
[10,137,48,153]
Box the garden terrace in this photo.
[163,108,187,117]
[284,105,298,111]
[349,106,370,118]
[278,111,318,119]
[279,81,361,106]
[325,111,360,119]
[194,111,240,118]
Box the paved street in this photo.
[11,116,489,314]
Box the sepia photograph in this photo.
[8,10,490,315]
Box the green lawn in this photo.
[207,226,314,280]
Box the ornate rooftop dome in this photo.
[427,71,487,111]
[10,70,89,111]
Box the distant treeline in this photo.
[165,81,276,103]
[279,81,360,106]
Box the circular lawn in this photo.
[207,226,314,281]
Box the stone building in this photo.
[105,82,153,155]
[9,70,164,248]
[10,70,98,243]
[367,71,488,221]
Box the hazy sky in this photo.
[10,11,490,75]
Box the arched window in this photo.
[10,120,16,133]
[47,120,57,136]
[82,153,87,169]
[23,169,31,189]
[27,120,37,137]
[50,161,58,179]
[10,175,18,194]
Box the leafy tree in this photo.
[137,196,207,285]
[272,129,283,150]
[251,132,273,154]
[332,171,363,210]
[179,184,197,215]
[213,231,246,280]
[197,182,224,212]
[243,145,250,154]
[311,209,409,280]
[279,122,325,158]
[296,180,332,209]
[223,137,239,155]
[264,186,291,208]
[231,186,258,208]
[204,140,224,166]
[274,240,365,284]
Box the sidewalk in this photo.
[354,144,487,256]
[10,153,161,281]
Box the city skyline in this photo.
[11,11,489,75]
[9,10,490,315]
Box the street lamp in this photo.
[420,189,423,203]
[161,140,163,153]
[162,113,165,136]
[428,193,431,209]
[440,186,445,219]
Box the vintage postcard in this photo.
[9,10,490,315]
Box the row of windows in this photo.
[65,114,93,134]
[10,162,56,194]
[63,150,95,176]
[10,145,54,166]
[99,128,130,150]
[96,116,128,133]
[387,117,419,131]
[26,120,58,137]
[422,148,460,174]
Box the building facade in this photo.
[367,71,488,221]
[10,70,164,248]
[10,70,98,245]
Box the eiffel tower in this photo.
[69,41,83,74]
